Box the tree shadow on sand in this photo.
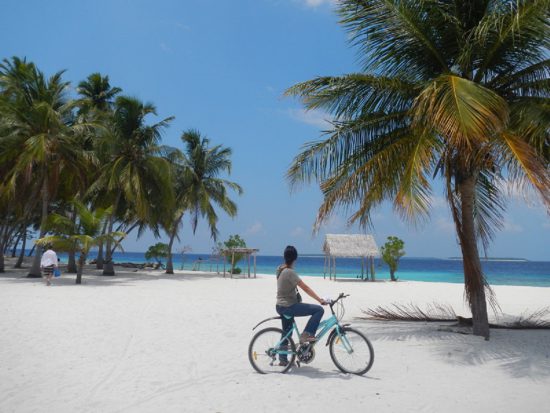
[352,318,550,380]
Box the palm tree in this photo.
[286,0,550,339]
[0,57,92,277]
[164,130,242,274]
[76,72,121,114]
[74,72,121,270]
[37,201,124,284]
[92,96,175,275]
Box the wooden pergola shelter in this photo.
[222,248,260,278]
[323,234,380,281]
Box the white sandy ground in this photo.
[0,260,549,413]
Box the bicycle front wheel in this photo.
[329,327,374,375]
[248,327,296,374]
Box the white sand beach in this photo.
[1,263,549,413]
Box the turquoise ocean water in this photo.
[62,251,550,287]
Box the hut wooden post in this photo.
[333,256,337,281]
[231,251,235,279]
[361,257,364,280]
[370,256,375,281]
[247,253,251,278]
[223,253,227,278]
[253,253,257,278]
[323,255,327,279]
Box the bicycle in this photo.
[248,293,374,375]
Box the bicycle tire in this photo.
[329,327,374,375]
[248,327,296,374]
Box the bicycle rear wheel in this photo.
[329,327,374,375]
[248,327,296,374]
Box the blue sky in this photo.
[2,0,549,260]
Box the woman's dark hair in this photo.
[284,245,298,265]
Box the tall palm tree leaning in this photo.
[164,130,242,274]
[286,0,549,339]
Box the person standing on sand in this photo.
[40,244,58,286]
[276,245,327,366]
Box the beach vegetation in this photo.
[380,236,405,281]
[286,0,550,339]
[89,96,175,276]
[221,234,247,274]
[163,130,242,274]
[145,242,170,269]
[1,58,243,280]
[36,200,125,284]
[0,57,94,277]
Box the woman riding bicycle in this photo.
[276,246,327,364]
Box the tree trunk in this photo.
[0,247,4,273]
[102,192,121,276]
[14,226,27,268]
[96,240,104,269]
[28,177,49,278]
[165,229,176,274]
[76,252,86,284]
[165,215,183,275]
[67,209,78,273]
[11,230,23,257]
[457,175,490,339]
[67,249,77,273]
[390,269,396,281]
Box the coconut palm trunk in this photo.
[66,209,78,273]
[28,175,49,277]
[165,215,183,275]
[165,228,177,274]
[14,226,27,268]
[456,174,490,339]
[76,252,86,284]
[102,192,121,276]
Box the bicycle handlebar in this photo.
[327,293,349,311]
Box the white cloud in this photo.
[246,221,264,235]
[175,22,191,31]
[288,108,332,129]
[321,215,345,231]
[435,217,455,234]
[502,220,523,233]
[291,226,306,237]
[301,0,337,8]
[429,195,448,210]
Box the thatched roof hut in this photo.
[323,234,379,280]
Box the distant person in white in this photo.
[40,244,58,286]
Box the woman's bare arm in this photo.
[297,280,326,304]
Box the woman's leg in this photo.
[284,303,324,337]
[276,306,294,363]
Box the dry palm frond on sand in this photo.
[360,303,550,329]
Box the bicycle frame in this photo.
[255,295,354,358]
